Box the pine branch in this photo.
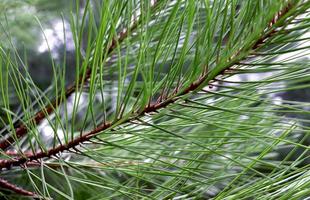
[0,1,297,171]
[0,178,36,197]
[0,0,161,151]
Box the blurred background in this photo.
[0,0,85,90]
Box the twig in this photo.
[0,178,36,197]
[0,1,297,171]
[3,150,33,157]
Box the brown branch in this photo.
[0,178,36,197]
[0,1,161,151]
[3,151,33,157]
[252,1,294,49]
[0,1,297,170]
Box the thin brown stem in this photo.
[0,0,297,171]
[0,178,36,197]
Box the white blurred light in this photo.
[38,20,74,55]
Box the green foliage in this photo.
[0,0,309,199]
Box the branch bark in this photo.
[0,1,297,171]
[0,178,36,197]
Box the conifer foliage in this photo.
[0,0,309,199]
